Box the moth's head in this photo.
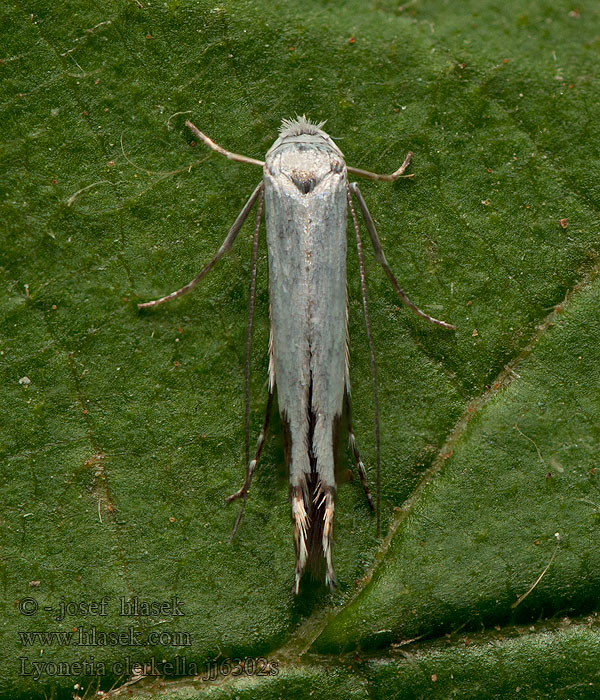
[266,115,344,159]
[264,116,346,194]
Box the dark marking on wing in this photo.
[290,170,317,194]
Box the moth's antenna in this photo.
[186,121,265,168]
[347,185,381,537]
[230,186,264,540]
[347,151,414,182]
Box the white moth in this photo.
[139,116,454,593]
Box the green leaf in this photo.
[2,0,599,697]
[315,272,600,652]
[116,626,600,699]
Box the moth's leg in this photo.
[349,182,456,330]
[227,190,268,540]
[347,185,382,536]
[186,121,265,168]
[227,388,274,504]
[347,151,413,182]
[138,182,263,309]
[243,187,264,471]
[227,387,274,540]
[344,390,375,512]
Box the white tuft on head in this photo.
[279,115,327,138]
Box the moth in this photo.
[139,116,454,593]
